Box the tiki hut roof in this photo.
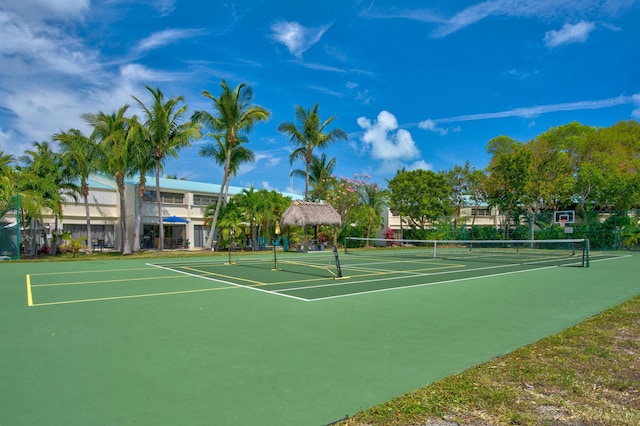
[280,201,342,227]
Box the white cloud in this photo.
[407,160,433,171]
[424,94,638,124]
[632,94,640,119]
[544,21,596,48]
[418,119,448,136]
[120,64,183,82]
[270,21,331,58]
[0,0,90,22]
[0,11,100,78]
[135,28,207,53]
[368,0,637,38]
[357,111,421,162]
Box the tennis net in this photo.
[344,237,590,267]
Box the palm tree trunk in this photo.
[52,214,59,255]
[205,149,232,250]
[117,173,131,255]
[133,176,145,252]
[83,180,92,254]
[156,163,164,251]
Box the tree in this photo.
[192,80,270,250]
[54,129,99,254]
[524,133,574,213]
[296,153,336,201]
[446,161,474,229]
[388,169,452,230]
[278,103,347,199]
[199,134,255,205]
[125,117,156,252]
[467,168,488,229]
[354,174,388,244]
[19,141,79,255]
[83,106,134,255]
[485,136,531,238]
[132,86,200,251]
[0,151,16,215]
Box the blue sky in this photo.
[1,0,639,195]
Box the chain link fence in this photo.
[397,209,640,250]
[0,195,20,260]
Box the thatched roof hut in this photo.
[280,201,342,227]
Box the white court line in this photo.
[148,253,631,303]
[305,265,560,302]
[275,263,518,295]
[300,253,632,301]
[146,262,310,302]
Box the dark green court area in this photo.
[1,250,638,425]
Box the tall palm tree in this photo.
[192,80,270,250]
[277,103,347,199]
[83,106,134,255]
[132,86,200,251]
[54,129,99,254]
[125,116,155,252]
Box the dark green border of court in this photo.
[1,253,638,425]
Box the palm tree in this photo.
[357,180,389,245]
[54,129,99,254]
[20,141,79,255]
[277,103,347,199]
[291,152,336,201]
[132,86,200,251]
[125,116,155,252]
[83,106,134,255]
[0,151,16,215]
[199,134,255,203]
[192,80,270,250]
[2,153,41,255]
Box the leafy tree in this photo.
[388,169,452,230]
[485,136,531,238]
[324,176,360,225]
[192,80,270,250]
[132,86,200,251]
[278,103,347,199]
[524,130,575,213]
[467,168,488,229]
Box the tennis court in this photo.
[26,239,608,306]
[2,245,638,425]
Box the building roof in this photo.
[87,173,303,199]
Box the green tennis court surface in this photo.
[2,250,638,425]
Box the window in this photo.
[471,207,491,216]
[193,194,218,206]
[143,191,185,204]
